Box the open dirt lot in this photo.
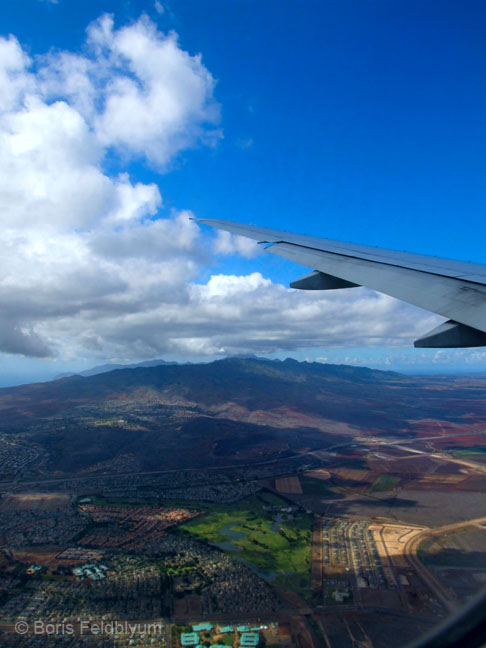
[1,493,70,510]
[369,523,426,568]
[12,546,66,566]
[305,469,331,481]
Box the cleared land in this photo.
[320,489,486,526]
[305,469,331,481]
[1,493,70,510]
[275,476,303,494]
[12,546,66,567]
[418,525,486,567]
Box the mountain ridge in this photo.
[0,357,484,474]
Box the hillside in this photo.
[0,358,485,474]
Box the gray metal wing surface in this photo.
[198,218,486,348]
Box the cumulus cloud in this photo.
[87,14,221,166]
[36,14,221,167]
[0,15,218,359]
[0,14,462,370]
[213,230,260,258]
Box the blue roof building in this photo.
[193,623,213,632]
[240,632,259,647]
[181,632,199,646]
[237,625,250,633]
[219,626,234,634]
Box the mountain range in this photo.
[54,358,180,379]
[1,358,485,474]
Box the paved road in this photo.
[393,444,486,474]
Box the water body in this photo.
[213,522,246,552]
[270,513,283,532]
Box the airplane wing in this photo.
[197,218,486,348]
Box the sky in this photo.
[0,0,485,386]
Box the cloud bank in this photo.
[0,15,442,365]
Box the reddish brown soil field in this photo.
[368,457,438,475]
[433,432,486,448]
[454,476,486,491]
[433,463,466,475]
[12,546,64,566]
[402,474,468,491]
[275,476,303,494]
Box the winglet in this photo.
[414,320,486,348]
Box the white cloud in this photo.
[213,230,260,258]
[235,136,253,149]
[36,14,221,168]
[86,14,221,167]
[0,36,33,113]
[154,1,164,15]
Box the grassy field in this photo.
[368,474,400,493]
[450,445,486,459]
[177,491,312,594]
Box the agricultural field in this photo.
[177,491,313,594]
[275,475,303,494]
[368,475,400,493]
[449,445,486,462]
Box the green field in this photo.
[449,445,486,459]
[177,491,312,594]
[368,474,399,493]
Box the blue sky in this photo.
[0,0,485,385]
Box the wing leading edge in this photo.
[197,218,486,348]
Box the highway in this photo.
[1,428,484,493]
[393,444,486,474]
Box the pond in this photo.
[212,522,246,552]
